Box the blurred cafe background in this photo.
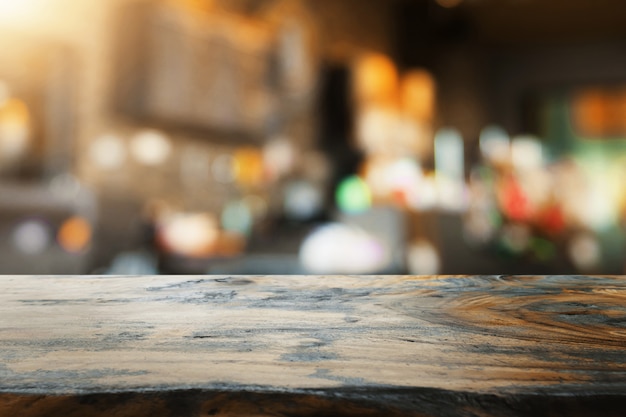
[0,0,624,275]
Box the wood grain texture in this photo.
[0,274,625,416]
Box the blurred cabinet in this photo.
[114,1,278,140]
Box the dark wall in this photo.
[392,0,626,144]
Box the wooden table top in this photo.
[1,275,625,416]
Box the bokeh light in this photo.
[353,53,398,105]
[57,216,92,253]
[0,98,31,163]
[130,129,172,166]
[48,173,82,200]
[89,134,126,170]
[233,147,264,188]
[406,240,441,275]
[300,223,387,274]
[0,0,624,276]
[386,158,423,206]
[336,175,372,214]
[159,213,219,258]
[464,210,499,246]
[568,233,601,272]
[511,135,543,172]
[221,199,253,236]
[284,180,324,221]
[400,69,436,121]
[263,136,296,180]
[435,128,464,181]
[435,128,465,211]
[356,106,398,156]
[479,125,510,165]
[12,219,51,255]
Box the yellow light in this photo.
[401,70,436,121]
[233,147,264,187]
[0,0,42,23]
[0,98,31,162]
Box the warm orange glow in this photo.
[234,147,264,187]
[572,87,626,137]
[353,53,399,105]
[573,90,608,136]
[0,98,31,162]
[401,70,436,121]
[57,216,92,253]
[0,98,30,126]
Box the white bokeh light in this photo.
[89,134,126,169]
[12,219,51,255]
[130,129,172,166]
[300,223,387,274]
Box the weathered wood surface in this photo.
[1,275,625,416]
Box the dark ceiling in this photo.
[395,0,626,44]
[466,0,626,43]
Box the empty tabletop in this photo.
[0,275,625,416]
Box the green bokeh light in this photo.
[336,175,372,214]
